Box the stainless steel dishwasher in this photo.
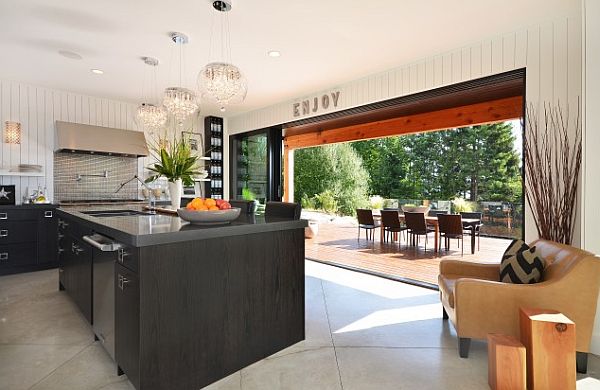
[83,233,124,360]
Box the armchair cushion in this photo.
[499,239,546,284]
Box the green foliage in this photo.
[242,187,256,201]
[146,136,200,186]
[300,194,317,210]
[294,143,369,215]
[369,195,384,210]
[351,123,522,204]
[314,190,338,213]
[452,197,475,213]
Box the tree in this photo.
[351,122,522,204]
[294,143,369,215]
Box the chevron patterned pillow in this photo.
[499,239,546,284]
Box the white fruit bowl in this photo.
[177,207,241,225]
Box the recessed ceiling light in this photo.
[90,69,104,75]
[267,50,281,58]
[58,50,82,60]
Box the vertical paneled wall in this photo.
[227,15,582,244]
[229,16,581,134]
[0,81,148,203]
[582,0,600,354]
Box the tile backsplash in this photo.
[54,153,139,201]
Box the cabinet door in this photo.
[115,264,140,390]
[70,236,93,324]
[38,209,58,265]
[58,234,73,291]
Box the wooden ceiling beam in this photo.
[284,95,523,150]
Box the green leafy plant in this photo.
[369,195,384,210]
[452,197,475,213]
[242,187,256,201]
[301,194,316,210]
[145,136,200,186]
[314,190,338,213]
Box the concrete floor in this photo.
[1,261,599,390]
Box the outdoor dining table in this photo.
[374,211,481,254]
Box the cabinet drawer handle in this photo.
[44,211,53,218]
[0,252,8,261]
[117,274,130,290]
[0,230,7,237]
[71,243,83,255]
[0,213,6,220]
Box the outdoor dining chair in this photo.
[265,201,302,220]
[438,213,464,256]
[460,211,483,251]
[356,209,380,241]
[380,209,408,244]
[404,212,435,251]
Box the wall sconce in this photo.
[4,121,21,144]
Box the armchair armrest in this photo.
[439,260,500,280]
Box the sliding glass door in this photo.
[230,127,282,203]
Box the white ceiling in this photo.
[0,0,576,117]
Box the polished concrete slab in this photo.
[1,262,599,390]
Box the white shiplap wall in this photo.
[0,81,142,202]
[582,0,600,355]
[228,14,582,245]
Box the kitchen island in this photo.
[56,206,307,390]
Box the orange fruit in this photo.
[197,205,209,211]
[209,206,219,211]
[205,198,216,207]
[186,203,195,210]
[191,198,203,207]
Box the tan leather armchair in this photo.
[438,239,600,373]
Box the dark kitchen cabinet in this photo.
[115,263,140,390]
[0,205,58,276]
[57,214,93,324]
[70,236,93,323]
[38,209,58,264]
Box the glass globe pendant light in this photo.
[197,0,247,112]
[163,32,199,124]
[135,57,167,133]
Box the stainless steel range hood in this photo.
[55,121,149,157]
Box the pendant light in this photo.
[197,0,247,112]
[163,32,199,124]
[136,57,167,133]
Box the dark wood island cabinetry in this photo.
[56,207,306,390]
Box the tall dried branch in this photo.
[524,101,582,245]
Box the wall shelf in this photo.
[0,171,45,177]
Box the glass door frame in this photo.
[229,126,283,202]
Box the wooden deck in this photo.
[305,220,510,287]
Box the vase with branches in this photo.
[146,135,201,209]
[524,101,582,245]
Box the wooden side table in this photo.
[487,334,526,390]
[519,307,576,390]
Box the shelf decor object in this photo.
[0,185,16,205]
[4,121,21,144]
[136,57,167,133]
[524,101,582,245]
[163,32,199,124]
[204,116,224,199]
[197,0,247,112]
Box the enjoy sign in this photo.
[293,91,341,117]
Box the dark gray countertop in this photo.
[56,205,307,247]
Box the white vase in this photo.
[168,179,183,209]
